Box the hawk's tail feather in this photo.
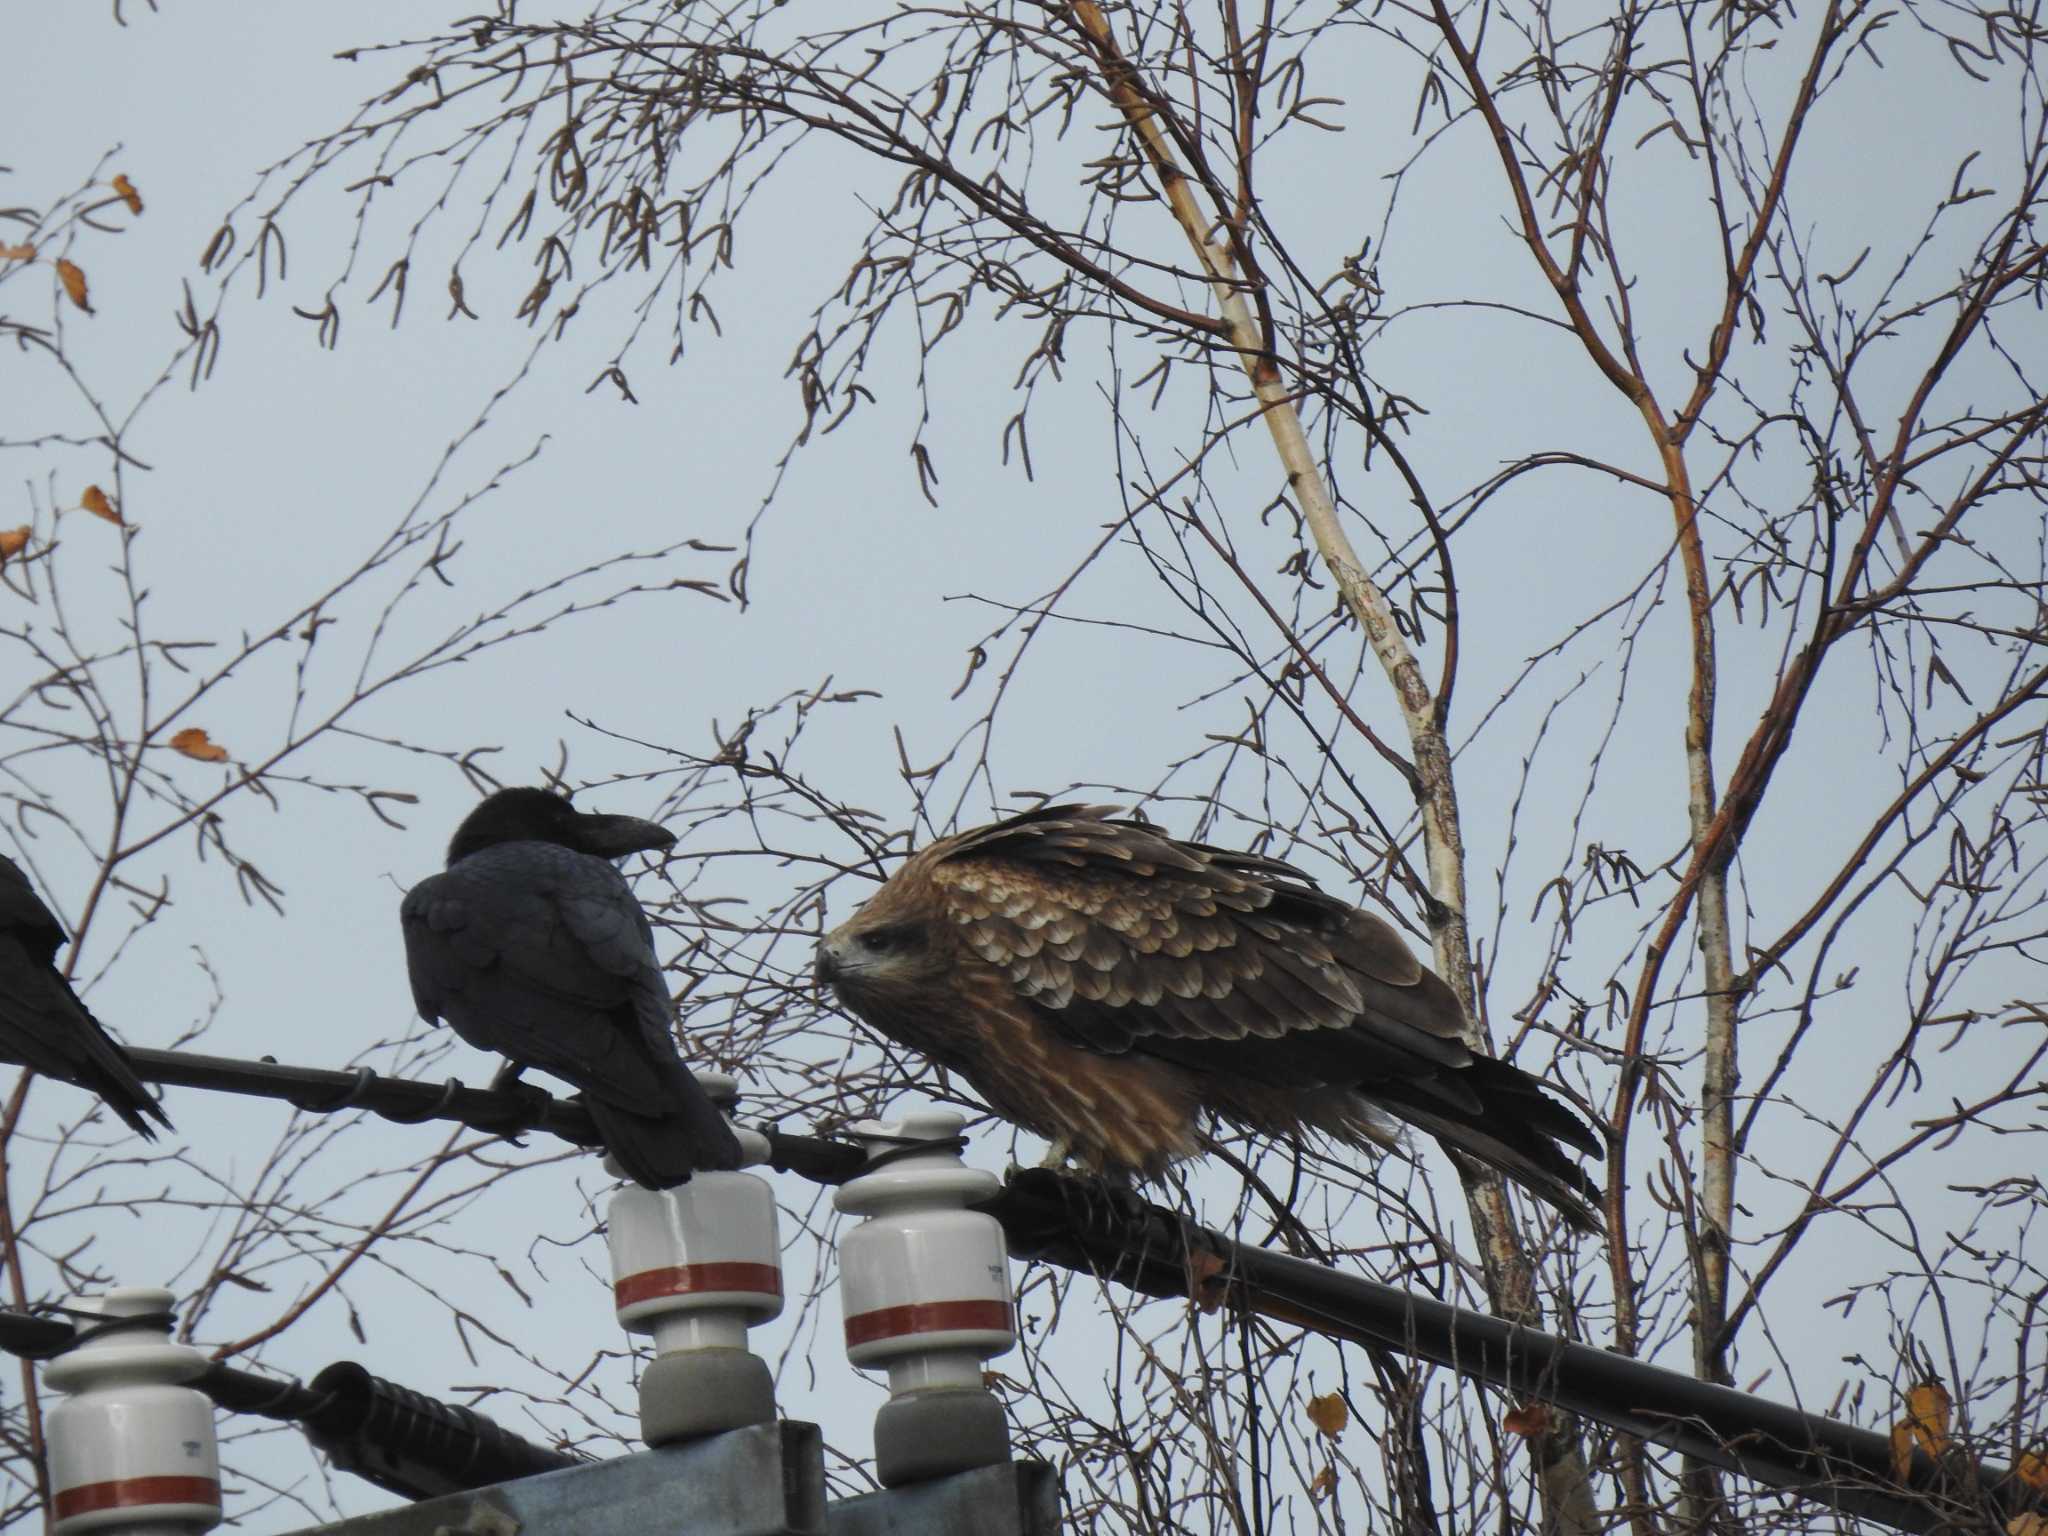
[585,1075,744,1190]
[1453,1053,1604,1157]
[1364,1058,1605,1234]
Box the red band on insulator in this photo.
[55,1476,221,1519]
[614,1261,783,1308]
[844,1299,1014,1347]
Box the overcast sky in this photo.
[6,3,2041,1530]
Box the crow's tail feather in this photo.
[587,1066,743,1189]
[37,972,172,1140]
[78,1052,173,1141]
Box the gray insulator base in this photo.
[639,1349,776,1444]
[874,1388,1010,1488]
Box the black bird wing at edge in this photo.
[0,857,170,1139]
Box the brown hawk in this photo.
[815,804,1602,1230]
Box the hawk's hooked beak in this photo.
[813,939,842,990]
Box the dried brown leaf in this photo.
[2016,1450,2047,1492]
[1187,1247,1227,1313]
[0,527,29,561]
[0,243,35,263]
[1305,1392,1348,1439]
[1504,1403,1553,1438]
[112,174,143,215]
[1308,1466,1338,1503]
[80,486,121,525]
[1888,1381,1954,1481]
[56,258,92,312]
[169,728,229,763]
[1890,1423,1916,1484]
[1907,1381,1952,1457]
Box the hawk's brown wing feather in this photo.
[913,807,1603,1229]
[930,807,1459,1063]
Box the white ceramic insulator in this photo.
[607,1157,786,1442]
[43,1287,221,1535]
[885,1348,987,1395]
[834,1109,1016,1372]
[609,1171,786,1336]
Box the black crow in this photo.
[0,855,171,1139]
[400,787,742,1186]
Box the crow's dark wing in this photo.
[400,841,739,1184]
[401,842,667,1082]
[0,857,170,1139]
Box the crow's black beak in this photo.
[571,812,677,861]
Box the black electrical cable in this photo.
[92,1045,2045,1532]
[983,1168,2040,1535]
[0,1307,575,1502]
[198,1360,580,1499]
[293,1362,581,1499]
[127,1048,605,1148]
